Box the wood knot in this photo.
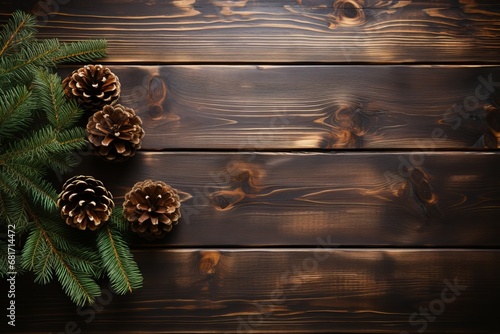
[317,104,371,148]
[209,162,264,211]
[209,189,245,211]
[398,168,441,220]
[198,251,221,275]
[330,0,365,28]
[147,75,167,120]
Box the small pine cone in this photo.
[86,104,145,162]
[123,180,181,240]
[62,64,121,112]
[57,175,114,231]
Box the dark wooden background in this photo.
[2,0,500,333]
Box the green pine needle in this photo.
[34,70,85,130]
[53,40,107,64]
[22,216,102,306]
[0,10,36,58]
[0,10,124,307]
[0,85,34,140]
[97,216,143,295]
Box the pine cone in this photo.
[86,104,145,162]
[123,180,181,240]
[57,175,114,231]
[62,64,121,112]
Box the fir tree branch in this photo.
[23,228,44,271]
[56,128,87,148]
[34,240,53,284]
[0,11,35,57]
[52,40,107,64]
[0,39,59,76]
[97,220,142,295]
[0,187,27,228]
[109,207,130,233]
[3,164,58,211]
[0,85,33,139]
[59,250,101,279]
[34,70,85,131]
[0,10,120,307]
[0,127,58,163]
[30,216,101,305]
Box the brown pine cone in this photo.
[86,104,145,162]
[123,180,181,240]
[62,64,121,112]
[57,175,114,231]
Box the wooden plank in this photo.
[2,0,500,63]
[8,249,500,333]
[61,65,500,150]
[67,151,500,246]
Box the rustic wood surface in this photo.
[58,65,500,150]
[1,0,500,333]
[1,0,500,63]
[7,249,500,333]
[67,151,500,247]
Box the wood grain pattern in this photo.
[7,249,500,333]
[2,2,500,333]
[68,151,500,246]
[1,0,500,63]
[60,65,500,150]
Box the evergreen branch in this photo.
[33,240,54,284]
[34,70,85,131]
[31,217,101,306]
[59,251,101,278]
[0,11,36,57]
[0,39,60,88]
[43,151,79,176]
[109,207,131,233]
[0,11,117,307]
[34,70,61,128]
[3,164,57,211]
[0,39,59,74]
[22,228,44,271]
[53,40,107,64]
[97,223,142,295]
[0,170,16,196]
[0,85,34,140]
[56,102,83,130]
[56,128,87,148]
[1,127,58,163]
[0,188,26,227]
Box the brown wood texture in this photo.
[8,249,500,333]
[2,1,500,333]
[1,0,500,63]
[58,65,500,150]
[68,151,500,247]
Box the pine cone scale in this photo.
[58,175,114,231]
[87,104,145,162]
[63,64,121,112]
[115,141,127,154]
[123,180,181,240]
